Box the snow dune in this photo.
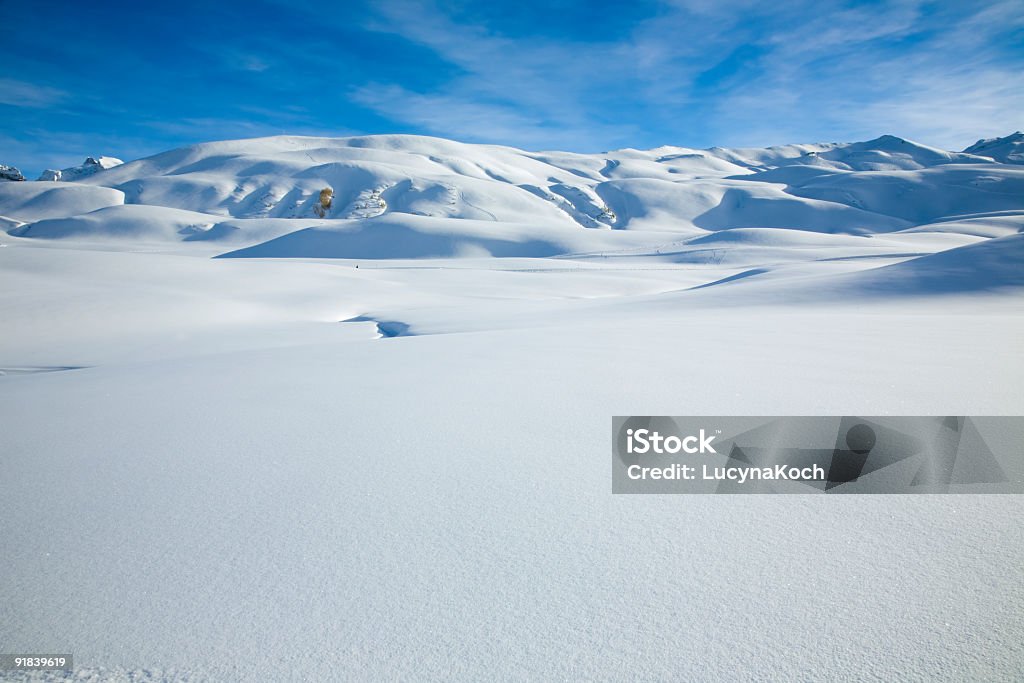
[0,182,124,223]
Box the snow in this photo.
[1,132,1023,681]
[0,164,26,182]
[0,182,124,223]
[37,156,124,183]
[963,131,1024,164]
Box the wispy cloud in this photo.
[697,0,1024,148]
[0,78,68,108]
[139,116,355,142]
[231,54,272,73]
[351,83,639,150]
[347,0,1023,150]
[350,0,646,150]
[851,66,1024,148]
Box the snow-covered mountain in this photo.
[963,131,1024,164]
[2,132,1022,262]
[0,163,26,181]
[36,155,124,182]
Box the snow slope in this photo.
[0,182,124,224]
[1,132,1023,682]
[963,131,1024,164]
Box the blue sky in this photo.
[1,0,1022,175]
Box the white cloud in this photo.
[853,67,1024,149]
[262,0,1024,150]
[640,0,1023,149]
[0,78,68,108]
[351,83,637,151]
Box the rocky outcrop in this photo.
[0,164,26,181]
[37,156,124,182]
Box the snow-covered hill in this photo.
[963,131,1024,164]
[4,132,1022,263]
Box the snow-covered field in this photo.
[2,133,1023,681]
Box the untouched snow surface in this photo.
[2,133,1023,682]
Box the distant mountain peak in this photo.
[872,134,909,144]
[38,156,124,182]
[1,164,26,181]
[963,132,1024,164]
